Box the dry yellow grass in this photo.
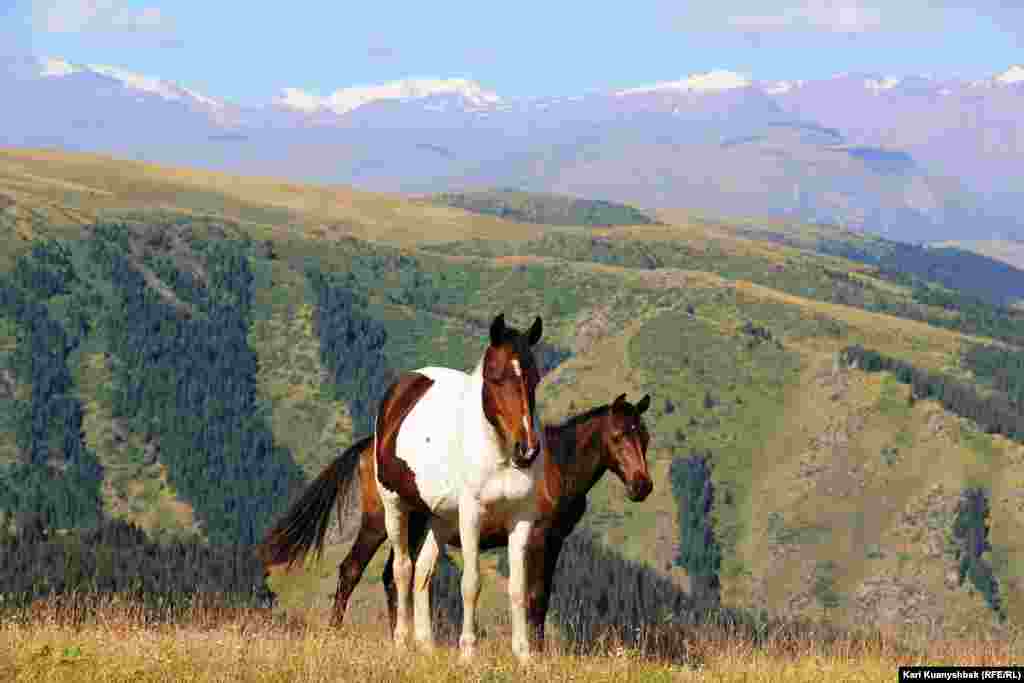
[2,595,1021,682]
[0,147,548,248]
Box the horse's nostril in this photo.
[631,478,652,499]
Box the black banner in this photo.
[899,667,1023,681]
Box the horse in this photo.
[371,312,545,662]
[257,392,653,653]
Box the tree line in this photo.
[0,512,273,610]
[961,343,1024,409]
[86,224,305,546]
[306,265,393,434]
[842,344,1024,442]
[433,190,658,227]
[815,237,1024,311]
[0,239,104,530]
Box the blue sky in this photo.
[7,1,1024,105]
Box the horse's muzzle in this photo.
[513,442,540,469]
[628,478,653,502]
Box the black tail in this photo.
[256,436,372,571]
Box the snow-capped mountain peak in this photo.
[996,65,1024,84]
[864,76,901,93]
[88,63,189,102]
[40,57,80,78]
[969,65,1024,88]
[763,79,806,95]
[275,87,322,113]
[36,56,225,112]
[273,77,502,115]
[614,69,752,96]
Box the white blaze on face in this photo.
[511,358,535,448]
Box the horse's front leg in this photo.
[383,504,413,649]
[412,522,444,651]
[457,498,482,662]
[524,534,551,651]
[508,517,534,663]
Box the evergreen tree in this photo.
[952,487,1004,620]
[812,560,841,616]
[669,450,721,610]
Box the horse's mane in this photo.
[555,403,611,430]
[544,403,611,468]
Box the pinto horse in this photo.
[257,392,653,652]
[372,312,545,661]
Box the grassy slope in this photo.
[1,146,1022,635]
[11,597,1023,683]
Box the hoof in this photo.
[458,638,477,663]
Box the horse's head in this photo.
[603,393,652,502]
[482,313,544,469]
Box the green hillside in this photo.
[1,147,1022,640]
[430,188,659,227]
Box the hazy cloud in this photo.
[932,2,1024,41]
[464,46,500,65]
[676,1,950,36]
[729,2,883,34]
[367,45,396,60]
[33,0,175,35]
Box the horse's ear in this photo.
[612,393,628,411]
[490,314,506,346]
[528,316,543,346]
[636,394,651,414]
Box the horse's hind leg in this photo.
[331,521,386,628]
[524,538,551,651]
[383,504,414,648]
[412,521,448,651]
[383,548,398,635]
[383,512,429,635]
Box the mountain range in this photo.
[3,54,1023,243]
